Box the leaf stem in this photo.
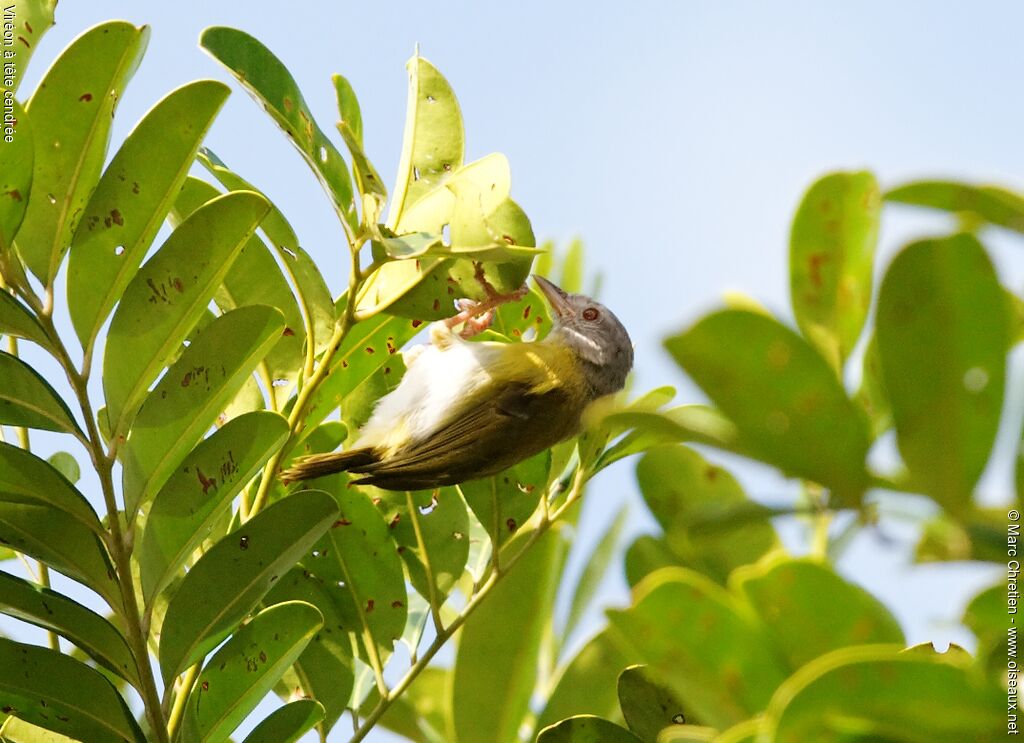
[37,313,170,743]
[348,467,588,743]
[165,663,200,741]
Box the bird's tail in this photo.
[279,447,379,484]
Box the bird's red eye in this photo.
[582,307,600,322]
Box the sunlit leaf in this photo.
[4,1,57,94]
[103,191,270,437]
[666,310,870,504]
[17,21,148,282]
[876,234,1008,515]
[789,171,879,366]
[138,410,289,604]
[886,179,1024,234]
[0,352,80,434]
[43,452,78,486]
[606,568,787,729]
[623,535,679,588]
[853,333,891,439]
[67,80,229,352]
[0,442,101,535]
[120,305,284,516]
[765,646,1002,742]
[181,601,323,743]
[158,490,338,683]
[171,175,306,409]
[734,558,904,669]
[200,27,357,231]
[0,101,33,254]
[241,699,324,743]
[0,571,137,687]
[453,527,566,743]
[0,638,143,742]
[563,505,628,640]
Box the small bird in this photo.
[281,275,633,490]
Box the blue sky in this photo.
[6,1,1022,739]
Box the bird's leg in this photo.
[444,266,529,339]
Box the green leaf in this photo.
[656,725,718,743]
[170,175,306,409]
[200,27,357,231]
[876,234,1008,514]
[45,452,79,485]
[623,535,679,588]
[304,486,408,661]
[138,410,289,604]
[4,1,57,94]
[914,508,1007,563]
[0,291,48,350]
[182,601,323,743]
[0,637,143,742]
[637,446,777,583]
[453,527,566,743]
[158,490,338,683]
[606,568,788,729]
[734,558,903,670]
[536,630,633,733]
[0,100,33,253]
[0,495,119,610]
[559,238,586,294]
[17,21,148,282]
[241,699,324,743]
[0,715,82,742]
[103,190,269,436]
[0,571,137,687]
[458,451,549,551]
[665,310,870,503]
[0,442,102,536]
[372,487,469,607]
[197,148,336,356]
[536,716,643,743]
[67,80,230,352]
[853,333,891,439]
[264,569,355,734]
[789,172,879,366]
[886,179,1024,234]
[0,352,80,434]
[617,665,690,740]
[563,505,628,640]
[387,54,465,228]
[376,230,541,262]
[120,304,284,516]
[766,646,1002,742]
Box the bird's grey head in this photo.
[533,275,634,397]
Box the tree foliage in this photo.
[0,2,1013,742]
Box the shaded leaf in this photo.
[0,291,48,350]
[637,446,777,583]
[617,665,690,741]
[876,234,1008,515]
[0,100,33,254]
[734,558,904,670]
[537,630,632,733]
[537,716,642,743]
[665,310,870,503]
[103,190,269,436]
[67,80,229,351]
[241,699,324,743]
[200,27,357,231]
[914,508,1006,564]
[0,352,79,434]
[453,527,566,743]
[0,571,136,686]
[766,646,1002,742]
[789,171,879,365]
[138,410,289,604]
[17,21,148,282]
[120,305,284,516]
[0,638,143,742]
[45,453,79,485]
[458,451,549,551]
[623,535,679,588]
[606,568,788,729]
[182,601,323,743]
[158,490,338,683]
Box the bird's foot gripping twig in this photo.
[444,283,529,339]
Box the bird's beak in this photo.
[533,275,572,318]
